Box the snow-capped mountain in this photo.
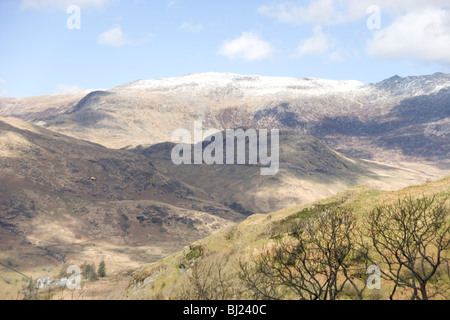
[0,72,449,167]
[115,72,366,96]
[369,73,450,96]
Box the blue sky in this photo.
[1,0,450,97]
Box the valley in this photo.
[0,73,449,300]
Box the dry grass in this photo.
[127,177,450,300]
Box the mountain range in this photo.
[0,72,449,299]
[1,72,448,168]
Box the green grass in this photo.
[185,246,203,261]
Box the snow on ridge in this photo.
[366,73,450,96]
[114,72,366,95]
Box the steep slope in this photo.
[0,91,93,121]
[133,131,437,214]
[1,73,447,170]
[1,72,448,299]
[126,177,450,300]
[0,117,243,298]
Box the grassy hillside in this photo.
[126,177,450,300]
[133,131,439,214]
[1,116,448,300]
[0,117,243,299]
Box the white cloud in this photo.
[258,0,351,26]
[180,23,203,33]
[0,79,6,97]
[258,0,450,26]
[98,25,129,47]
[98,25,151,47]
[294,26,342,61]
[296,26,332,56]
[367,9,450,64]
[260,1,450,64]
[328,51,343,62]
[219,32,275,62]
[20,0,113,10]
[54,84,82,95]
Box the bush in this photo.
[186,245,203,261]
[82,263,98,281]
[98,260,106,278]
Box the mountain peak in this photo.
[390,75,402,80]
[111,72,365,96]
[370,73,450,96]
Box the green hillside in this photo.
[126,177,450,300]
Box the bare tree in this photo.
[240,209,367,300]
[239,254,286,300]
[367,195,450,300]
[21,277,38,300]
[186,254,241,300]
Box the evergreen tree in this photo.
[82,263,98,281]
[98,260,106,278]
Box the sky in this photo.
[0,0,450,97]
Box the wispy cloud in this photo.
[328,51,344,62]
[219,32,275,62]
[367,9,450,64]
[294,25,342,62]
[259,0,450,64]
[258,0,351,26]
[20,0,114,10]
[296,26,332,56]
[180,22,203,33]
[98,25,130,47]
[258,0,450,26]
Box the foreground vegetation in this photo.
[127,178,450,300]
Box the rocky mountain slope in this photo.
[1,73,448,168]
[0,114,438,298]
[133,131,436,214]
[0,72,449,299]
[0,116,243,298]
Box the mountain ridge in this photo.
[0,70,449,298]
[1,73,448,172]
